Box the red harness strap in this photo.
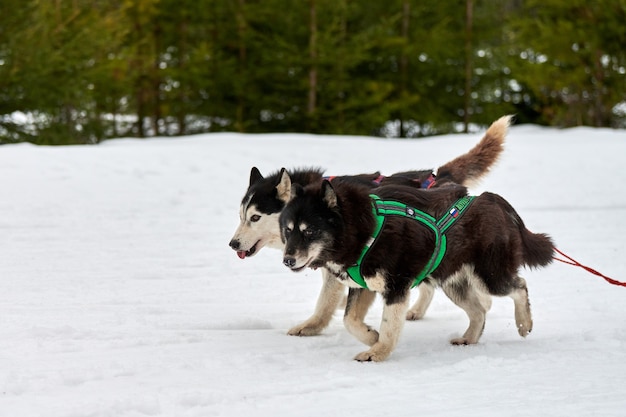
[372,174,385,185]
[421,173,436,189]
[553,247,626,287]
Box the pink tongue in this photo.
[236,251,246,259]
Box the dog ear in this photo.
[249,167,263,186]
[276,168,292,203]
[321,180,338,209]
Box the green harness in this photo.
[345,194,475,289]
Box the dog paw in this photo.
[353,343,391,362]
[287,323,323,336]
[362,328,380,346]
[354,351,376,362]
[353,350,385,362]
[405,310,425,321]
[517,321,533,338]
[450,337,477,345]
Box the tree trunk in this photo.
[177,16,188,135]
[152,24,162,136]
[463,0,473,133]
[136,78,146,138]
[236,0,246,132]
[307,0,317,130]
[399,0,410,137]
[337,0,346,133]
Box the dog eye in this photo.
[303,229,316,239]
[250,215,261,223]
[283,227,292,237]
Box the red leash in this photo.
[553,247,626,287]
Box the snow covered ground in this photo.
[1,123,625,417]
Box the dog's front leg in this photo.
[343,288,378,346]
[288,268,345,336]
[354,293,409,362]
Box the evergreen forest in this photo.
[1,0,625,145]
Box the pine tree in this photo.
[505,0,626,127]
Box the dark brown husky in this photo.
[280,179,554,361]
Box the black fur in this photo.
[242,167,325,215]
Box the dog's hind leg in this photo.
[406,281,435,320]
[442,266,492,345]
[288,269,345,336]
[353,293,410,362]
[344,288,378,346]
[509,276,533,337]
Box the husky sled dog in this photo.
[229,116,511,337]
[280,180,554,361]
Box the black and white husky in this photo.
[229,116,511,337]
[279,179,554,362]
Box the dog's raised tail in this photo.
[436,115,512,188]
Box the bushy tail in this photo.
[436,115,511,187]
[504,196,555,268]
[520,228,555,268]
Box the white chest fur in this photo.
[325,262,387,292]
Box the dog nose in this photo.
[229,239,240,250]
[283,257,296,268]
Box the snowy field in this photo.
[1,123,625,417]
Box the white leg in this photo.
[442,267,491,345]
[288,269,345,336]
[354,295,409,362]
[343,288,379,346]
[510,277,533,337]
